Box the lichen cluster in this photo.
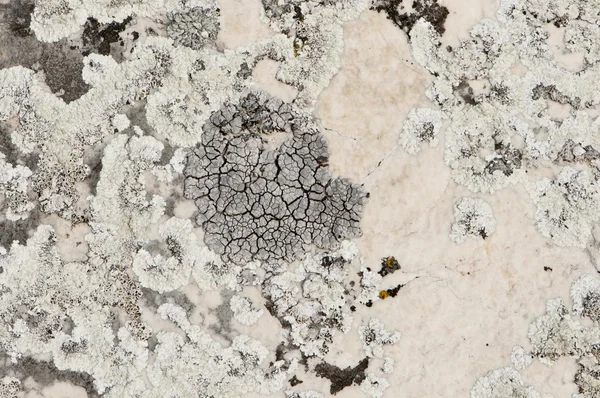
[1,0,599,396]
[0,0,399,396]
[473,274,600,398]
[404,0,600,249]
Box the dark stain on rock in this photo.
[455,80,477,105]
[81,17,132,57]
[0,355,99,397]
[0,210,40,248]
[371,0,449,37]
[315,358,369,395]
[289,375,303,386]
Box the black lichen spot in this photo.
[479,228,488,239]
[386,283,404,298]
[5,0,34,38]
[315,358,369,395]
[490,84,512,105]
[365,300,373,308]
[378,256,401,277]
[371,0,449,37]
[289,375,303,386]
[543,266,552,272]
[322,255,345,269]
[455,80,477,106]
[484,136,523,177]
[82,17,133,57]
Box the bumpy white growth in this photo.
[358,318,401,359]
[450,197,496,244]
[90,133,165,246]
[399,108,446,155]
[151,148,187,183]
[571,274,600,318]
[129,303,296,398]
[263,242,359,357]
[471,367,540,398]
[30,0,191,43]
[133,217,195,293]
[0,226,149,394]
[285,390,324,398]
[0,158,34,221]
[0,37,178,219]
[360,373,390,398]
[357,266,383,305]
[407,0,600,244]
[475,273,600,397]
[510,346,532,371]
[528,297,600,363]
[230,295,264,326]
[527,167,600,248]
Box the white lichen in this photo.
[230,295,264,326]
[358,318,401,359]
[471,367,540,398]
[399,107,446,155]
[450,197,497,244]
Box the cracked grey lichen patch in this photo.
[166,5,220,51]
[474,274,600,398]
[449,197,496,244]
[183,91,366,263]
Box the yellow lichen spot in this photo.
[384,256,399,269]
[379,290,390,300]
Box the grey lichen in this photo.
[166,6,220,51]
[184,91,366,263]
